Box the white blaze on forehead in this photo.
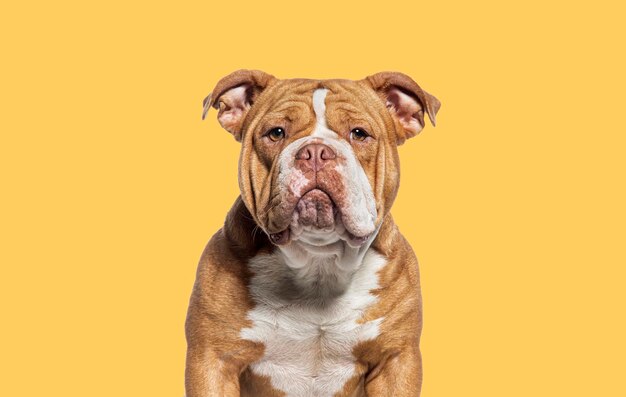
[311,88,337,139]
[312,88,328,126]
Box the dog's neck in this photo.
[224,197,386,302]
[274,227,381,301]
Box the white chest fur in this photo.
[240,249,386,397]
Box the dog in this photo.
[185,70,440,397]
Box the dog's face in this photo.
[203,70,440,247]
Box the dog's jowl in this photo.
[186,70,440,397]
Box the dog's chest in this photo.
[240,251,386,397]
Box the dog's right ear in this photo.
[202,69,276,141]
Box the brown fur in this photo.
[186,70,439,396]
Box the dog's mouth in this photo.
[294,189,337,229]
[268,188,372,247]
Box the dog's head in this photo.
[203,70,440,248]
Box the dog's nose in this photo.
[295,143,336,171]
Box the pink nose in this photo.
[295,143,336,171]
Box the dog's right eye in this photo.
[350,128,369,141]
[266,127,285,142]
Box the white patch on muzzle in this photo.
[276,89,377,242]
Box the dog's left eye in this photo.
[266,127,285,142]
[350,128,369,141]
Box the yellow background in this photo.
[1,0,624,395]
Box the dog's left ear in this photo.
[362,72,441,145]
[202,69,276,141]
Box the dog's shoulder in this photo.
[185,197,270,350]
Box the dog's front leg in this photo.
[365,344,423,397]
[185,346,241,397]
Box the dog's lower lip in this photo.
[269,229,290,245]
[299,187,333,201]
[346,232,370,246]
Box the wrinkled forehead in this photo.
[248,78,388,134]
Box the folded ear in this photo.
[202,69,276,141]
[362,71,441,145]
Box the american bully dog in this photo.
[186,70,440,397]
